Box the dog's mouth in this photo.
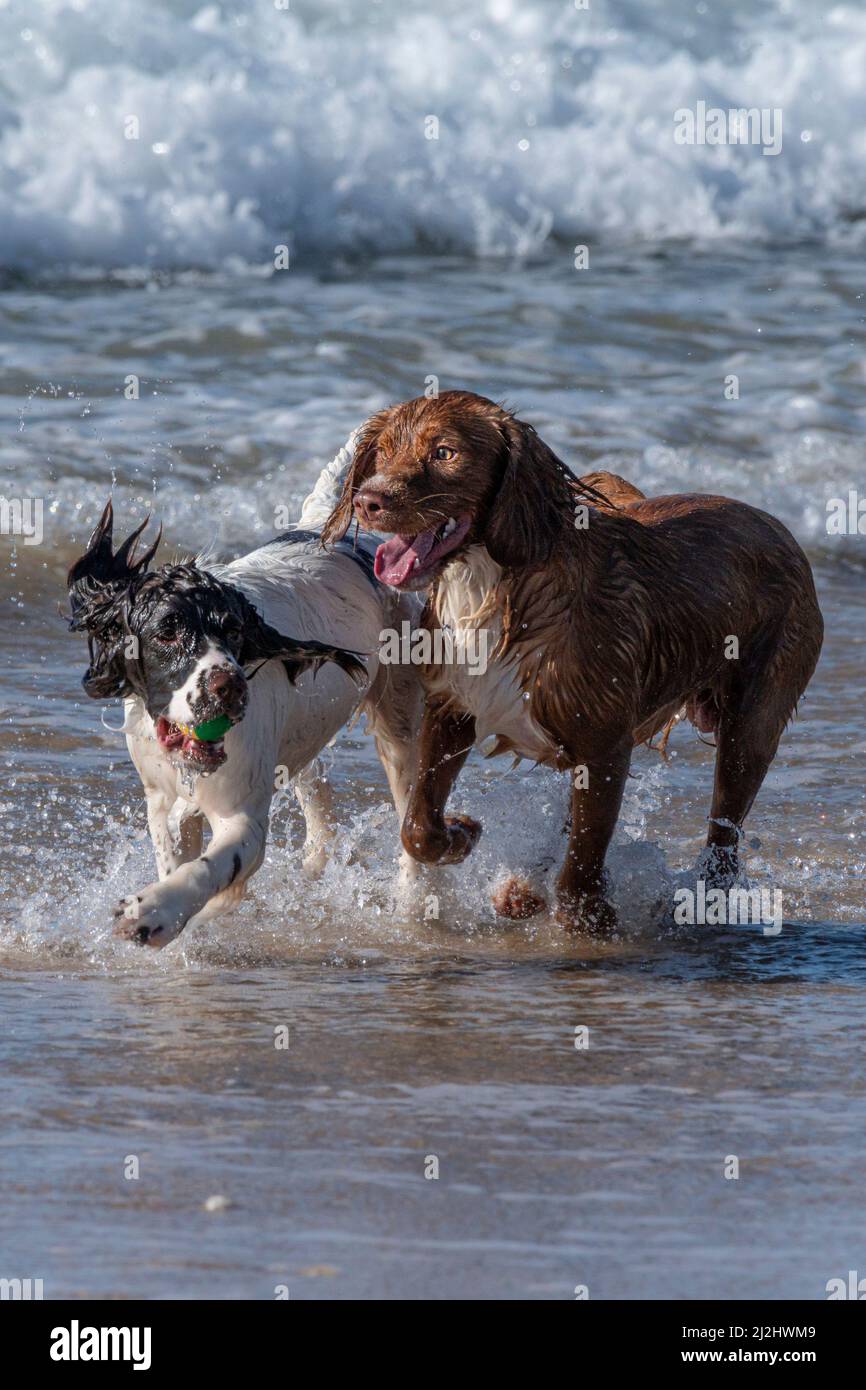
[155,716,234,774]
[373,514,472,589]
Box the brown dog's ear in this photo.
[483,414,575,569]
[320,410,391,544]
[68,499,161,620]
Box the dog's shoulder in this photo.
[213,529,390,654]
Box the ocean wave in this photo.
[15,426,865,569]
[1,0,865,269]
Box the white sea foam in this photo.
[1,0,864,270]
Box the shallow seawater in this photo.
[1,241,865,1299]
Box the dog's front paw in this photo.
[702,843,739,889]
[492,875,547,920]
[555,887,618,937]
[437,814,482,865]
[401,813,482,866]
[112,889,185,949]
[301,837,331,879]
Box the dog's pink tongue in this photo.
[374,529,437,586]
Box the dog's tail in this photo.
[297,431,360,532]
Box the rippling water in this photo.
[1,243,864,1298]
[1,0,865,1302]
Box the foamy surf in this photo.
[0,740,841,976]
[2,0,866,272]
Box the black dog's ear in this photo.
[80,632,130,700]
[239,609,367,688]
[68,499,161,622]
[68,499,162,700]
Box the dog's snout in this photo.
[207,665,246,712]
[354,488,392,525]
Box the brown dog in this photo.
[323,390,823,931]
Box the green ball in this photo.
[192,715,233,742]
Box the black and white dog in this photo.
[68,441,422,948]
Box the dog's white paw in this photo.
[112,885,188,948]
[301,840,330,879]
[393,851,448,924]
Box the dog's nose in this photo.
[207,666,245,712]
[353,488,393,526]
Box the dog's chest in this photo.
[427,552,556,763]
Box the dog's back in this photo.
[208,433,418,663]
[211,533,387,665]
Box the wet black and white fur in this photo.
[68,439,423,949]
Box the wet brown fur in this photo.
[324,390,824,931]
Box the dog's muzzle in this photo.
[157,665,249,775]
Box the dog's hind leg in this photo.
[705,701,785,885]
[705,616,822,884]
[145,792,205,881]
[176,804,204,864]
[363,652,423,825]
[362,651,440,910]
[293,759,336,878]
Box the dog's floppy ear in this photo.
[239,608,367,688]
[68,500,162,699]
[78,632,130,700]
[320,410,391,544]
[68,500,161,620]
[483,413,576,569]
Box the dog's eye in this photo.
[155,619,180,644]
[435,446,456,461]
